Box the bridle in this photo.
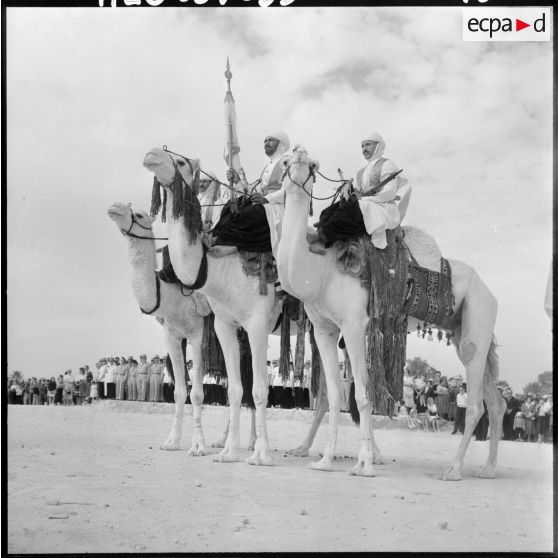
[119,204,168,241]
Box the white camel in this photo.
[108,202,220,455]
[143,148,283,466]
[277,147,506,480]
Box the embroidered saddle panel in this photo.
[402,257,454,330]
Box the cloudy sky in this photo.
[7,5,553,392]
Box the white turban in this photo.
[266,130,290,156]
[361,132,385,160]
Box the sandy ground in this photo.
[7,401,554,554]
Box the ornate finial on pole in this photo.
[225,56,233,94]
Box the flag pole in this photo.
[224,57,237,201]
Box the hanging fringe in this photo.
[279,305,292,382]
[150,176,162,218]
[237,328,255,409]
[201,313,227,377]
[293,304,307,380]
[161,188,167,223]
[363,229,408,417]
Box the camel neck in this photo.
[128,237,159,312]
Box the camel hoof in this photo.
[160,441,181,451]
[246,453,273,467]
[187,445,208,457]
[211,439,226,448]
[476,466,496,479]
[247,442,256,452]
[288,446,310,458]
[440,466,462,481]
[349,462,375,477]
[213,450,241,463]
[308,458,334,472]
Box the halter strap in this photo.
[120,206,168,241]
[180,243,209,291]
[139,275,161,315]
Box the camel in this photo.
[107,202,254,455]
[276,147,507,480]
[143,148,284,466]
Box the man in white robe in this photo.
[212,131,291,257]
[198,171,226,231]
[355,131,409,249]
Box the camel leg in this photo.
[212,419,229,448]
[307,318,342,472]
[477,340,506,478]
[344,324,376,477]
[289,371,328,457]
[160,330,188,451]
[186,334,208,456]
[441,283,497,481]
[246,324,273,466]
[212,318,242,463]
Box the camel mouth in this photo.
[107,207,125,218]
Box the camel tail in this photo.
[485,335,500,384]
[348,382,360,425]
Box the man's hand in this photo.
[251,193,268,204]
[226,168,240,184]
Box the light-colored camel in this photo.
[143,148,282,466]
[277,147,506,480]
[107,202,258,454]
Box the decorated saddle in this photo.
[210,196,272,253]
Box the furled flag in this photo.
[223,57,242,200]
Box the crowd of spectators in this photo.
[397,369,553,442]
[8,358,553,444]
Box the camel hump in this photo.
[402,225,443,271]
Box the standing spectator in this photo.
[149,355,164,402]
[115,357,129,400]
[105,357,118,400]
[75,368,88,405]
[63,370,75,406]
[423,379,436,401]
[47,377,57,406]
[447,377,458,423]
[426,396,440,432]
[271,362,284,408]
[22,380,31,405]
[521,394,537,442]
[414,373,426,402]
[435,377,450,420]
[31,378,41,405]
[84,366,93,403]
[403,369,415,414]
[54,375,64,406]
[416,393,429,432]
[536,395,551,443]
[39,379,48,405]
[97,358,107,399]
[127,357,138,401]
[452,384,467,435]
[513,411,525,441]
[137,354,150,401]
[502,388,521,441]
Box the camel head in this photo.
[281,145,320,198]
[142,147,202,240]
[107,202,155,238]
